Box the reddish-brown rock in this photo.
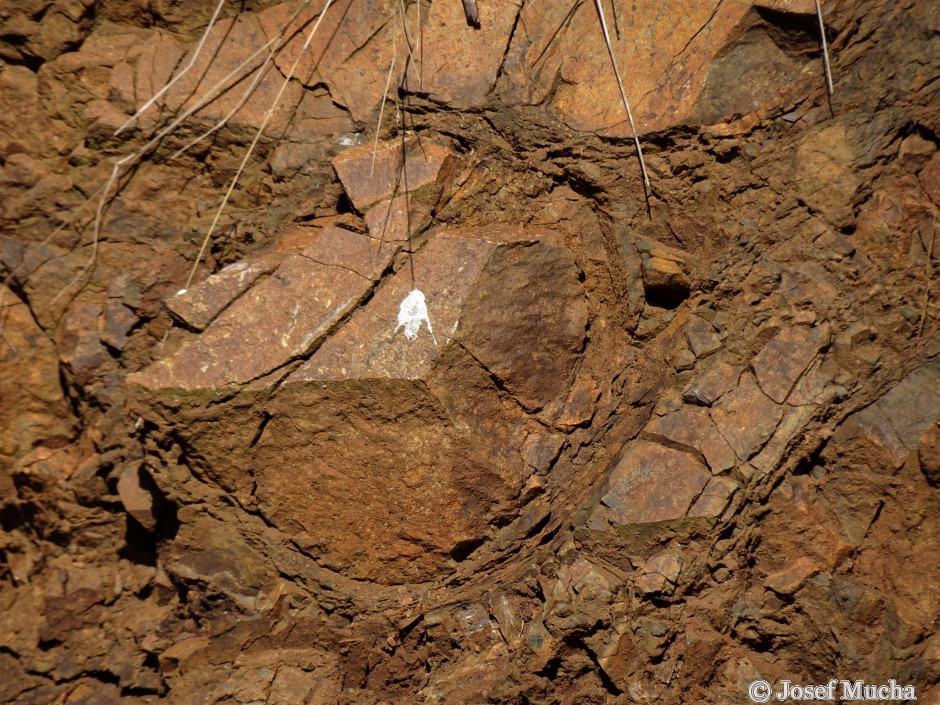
[131,226,587,583]
[645,405,737,473]
[751,324,829,403]
[599,441,712,525]
[0,286,74,472]
[332,135,457,212]
[763,557,819,596]
[711,373,784,460]
[130,227,391,391]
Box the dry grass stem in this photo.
[184,0,336,290]
[372,20,398,176]
[171,0,317,159]
[592,0,650,191]
[814,0,834,96]
[115,0,228,135]
[50,0,316,304]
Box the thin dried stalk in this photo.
[184,0,336,291]
[51,1,314,304]
[115,0,228,135]
[814,0,834,96]
[592,0,650,190]
[172,0,318,159]
[372,20,398,175]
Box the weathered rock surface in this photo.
[131,224,587,583]
[0,286,74,473]
[2,0,939,702]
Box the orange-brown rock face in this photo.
[3,0,940,701]
[130,223,587,583]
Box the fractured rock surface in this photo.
[131,224,587,583]
[2,0,940,702]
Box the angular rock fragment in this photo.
[711,373,784,460]
[919,423,940,487]
[645,406,737,473]
[332,135,457,212]
[166,257,280,331]
[872,358,940,451]
[116,466,156,531]
[101,300,139,349]
[831,359,940,470]
[636,239,691,308]
[132,226,588,584]
[599,441,712,525]
[919,152,940,206]
[0,286,74,472]
[751,324,829,403]
[131,227,392,391]
[689,476,739,517]
[763,557,819,596]
[634,549,684,595]
[682,355,742,406]
[684,314,724,358]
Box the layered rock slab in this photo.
[131,226,588,584]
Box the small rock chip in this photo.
[763,557,819,595]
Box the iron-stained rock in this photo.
[711,373,784,460]
[637,239,691,308]
[130,227,390,390]
[600,441,712,525]
[645,405,737,473]
[752,324,829,403]
[685,315,723,358]
[132,226,587,584]
[332,135,456,211]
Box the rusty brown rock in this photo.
[56,303,107,385]
[0,287,75,472]
[683,355,742,406]
[688,475,739,517]
[417,0,521,109]
[153,10,302,133]
[874,358,940,451]
[100,300,138,350]
[132,226,586,584]
[897,133,935,172]
[261,0,400,123]
[763,557,819,595]
[919,423,940,487]
[457,241,588,413]
[256,229,584,582]
[794,124,862,227]
[636,239,691,307]
[684,315,724,359]
[365,194,428,244]
[753,0,816,13]
[634,549,684,595]
[751,324,830,403]
[645,405,737,473]
[332,135,457,212]
[116,466,156,531]
[166,257,280,331]
[500,0,757,136]
[711,372,784,460]
[919,152,940,206]
[600,441,712,525]
[130,227,390,390]
[166,510,274,608]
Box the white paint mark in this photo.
[396,289,436,343]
